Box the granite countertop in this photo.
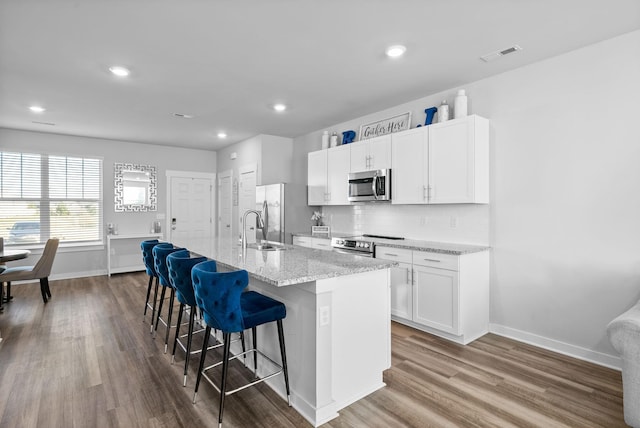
[292,232,489,255]
[188,238,396,287]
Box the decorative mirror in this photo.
[114,163,157,212]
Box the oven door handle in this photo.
[332,247,373,257]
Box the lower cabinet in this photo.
[293,235,332,251]
[376,245,489,345]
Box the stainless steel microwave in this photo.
[348,169,391,202]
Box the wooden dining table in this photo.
[0,248,31,264]
[0,248,31,308]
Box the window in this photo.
[0,151,103,246]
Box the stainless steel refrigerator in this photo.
[255,183,285,243]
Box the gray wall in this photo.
[0,128,217,277]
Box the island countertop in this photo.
[187,238,396,287]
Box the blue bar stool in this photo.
[152,243,184,350]
[167,249,208,386]
[191,261,291,428]
[140,240,171,322]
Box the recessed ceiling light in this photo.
[386,45,406,58]
[217,132,227,139]
[29,105,45,113]
[109,66,130,77]
[273,103,287,112]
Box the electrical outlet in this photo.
[320,306,331,326]
[450,216,458,228]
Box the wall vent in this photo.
[480,45,522,62]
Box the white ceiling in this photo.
[1,0,639,151]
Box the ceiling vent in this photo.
[480,45,522,62]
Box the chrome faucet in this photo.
[241,209,264,250]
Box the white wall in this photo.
[0,128,217,277]
[294,30,640,366]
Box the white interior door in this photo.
[238,164,257,244]
[218,170,232,240]
[169,175,213,255]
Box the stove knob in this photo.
[364,243,370,249]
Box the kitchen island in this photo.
[182,238,396,427]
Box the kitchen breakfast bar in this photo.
[184,238,396,427]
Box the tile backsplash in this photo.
[322,204,489,245]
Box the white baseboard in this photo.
[489,323,621,370]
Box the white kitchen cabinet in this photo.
[391,127,428,204]
[428,115,489,204]
[327,145,351,205]
[376,246,413,319]
[307,150,328,205]
[311,237,332,251]
[413,259,459,334]
[293,235,312,248]
[293,235,332,251]
[391,115,489,205]
[350,134,392,173]
[378,245,490,345]
[307,145,350,206]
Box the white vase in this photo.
[454,89,468,119]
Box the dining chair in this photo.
[0,238,59,303]
[191,261,291,427]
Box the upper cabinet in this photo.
[307,145,351,205]
[307,150,328,205]
[350,134,392,172]
[428,115,489,204]
[308,115,489,206]
[390,127,429,204]
[391,115,489,204]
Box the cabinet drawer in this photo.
[293,236,312,248]
[375,246,413,264]
[412,251,459,271]
[312,238,332,250]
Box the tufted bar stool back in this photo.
[151,244,184,349]
[141,240,171,322]
[191,261,291,428]
[167,250,208,386]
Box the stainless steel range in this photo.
[331,234,404,257]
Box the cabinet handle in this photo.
[406,268,410,284]
[423,258,441,263]
[427,185,432,201]
[383,253,398,257]
[410,268,415,285]
[423,186,428,201]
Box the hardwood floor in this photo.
[0,273,626,427]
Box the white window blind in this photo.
[0,151,103,246]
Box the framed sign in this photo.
[358,111,411,141]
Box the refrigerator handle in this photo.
[262,200,269,242]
